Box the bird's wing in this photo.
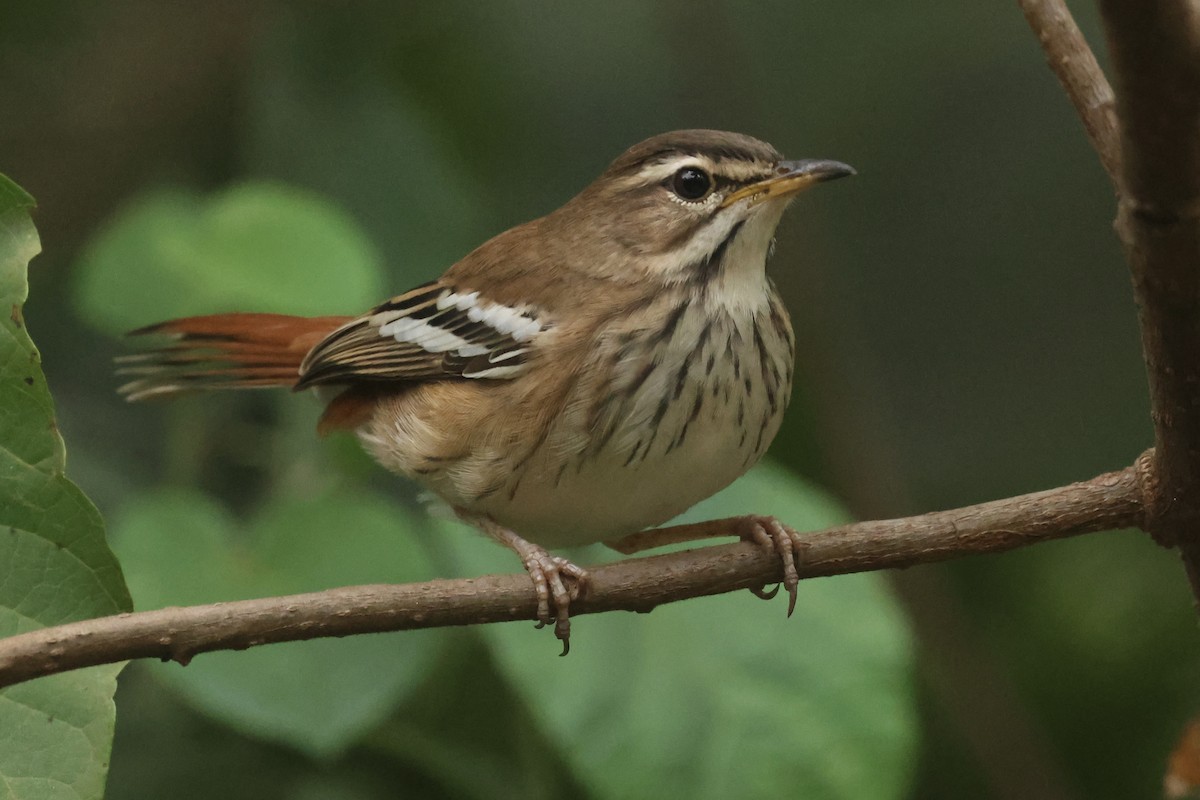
[296,281,547,389]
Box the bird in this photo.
[118,129,855,653]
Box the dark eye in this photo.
[670,167,713,201]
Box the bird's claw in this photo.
[748,583,781,600]
[739,515,804,616]
[518,549,588,656]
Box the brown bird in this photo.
[119,129,855,652]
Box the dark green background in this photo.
[2,2,1192,798]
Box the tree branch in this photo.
[1018,0,1121,183]
[2,0,1191,700]
[1094,1,1200,593]
[0,460,1146,688]
[1020,0,1200,606]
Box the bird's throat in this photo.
[701,203,786,315]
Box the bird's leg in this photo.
[468,514,588,655]
[607,515,806,614]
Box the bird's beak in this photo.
[721,159,856,208]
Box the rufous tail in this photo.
[117,313,351,401]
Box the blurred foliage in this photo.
[0,175,130,800]
[113,489,444,757]
[3,1,1198,798]
[75,184,383,333]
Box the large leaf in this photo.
[447,461,918,800]
[111,488,445,758]
[0,174,132,800]
[72,182,384,335]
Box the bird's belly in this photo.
[479,391,782,548]
[366,293,796,549]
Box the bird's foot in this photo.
[515,545,589,655]
[471,515,589,655]
[737,515,806,616]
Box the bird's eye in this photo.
[670,167,713,201]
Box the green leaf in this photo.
[0,174,132,800]
[111,488,445,758]
[0,175,34,212]
[447,462,918,800]
[73,182,384,335]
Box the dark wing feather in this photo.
[295,282,545,390]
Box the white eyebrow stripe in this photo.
[712,160,776,181]
[634,156,715,184]
[632,155,775,186]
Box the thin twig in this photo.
[1018,0,1121,183]
[1095,0,1200,599]
[0,461,1145,688]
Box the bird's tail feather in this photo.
[118,313,351,401]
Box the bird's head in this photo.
[547,129,854,287]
